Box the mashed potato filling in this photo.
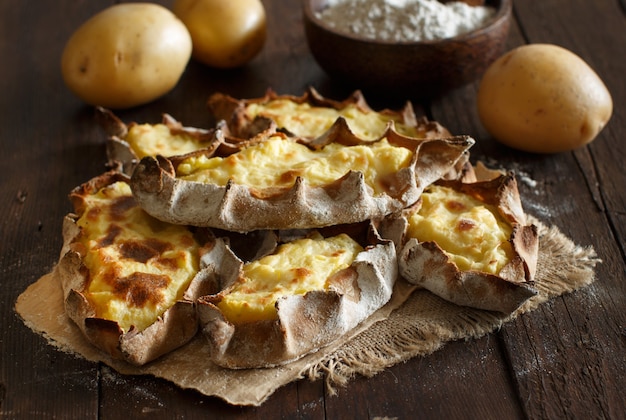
[126,123,204,158]
[218,233,363,324]
[407,185,514,274]
[76,181,200,332]
[176,136,412,195]
[245,100,422,140]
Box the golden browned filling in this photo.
[217,233,363,324]
[125,123,205,159]
[75,181,201,332]
[176,136,412,195]
[407,185,514,274]
[244,99,421,139]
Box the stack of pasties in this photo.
[58,88,538,368]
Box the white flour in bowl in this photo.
[316,0,496,42]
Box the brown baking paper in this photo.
[15,218,599,406]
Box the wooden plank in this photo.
[325,337,525,419]
[0,2,108,419]
[0,334,98,419]
[97,365,326,418]
[497,151,626,418]
[452,0,626,418]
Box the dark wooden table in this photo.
[2,0,625,418]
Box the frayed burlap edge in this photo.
[306,218,601,394]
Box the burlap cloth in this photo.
[15,217,599,406]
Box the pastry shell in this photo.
[196,221,398,368]
[57,171,217,365]
[130,123,474,232]
[381,171,539,314]
[207,87,451,141]
[98,108,228,175]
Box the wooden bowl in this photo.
[303,0,512,98]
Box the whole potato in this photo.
[477,44,613,153]
[172,0,266,69]
[61,3,192,109]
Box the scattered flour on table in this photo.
[316,0,496,42]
